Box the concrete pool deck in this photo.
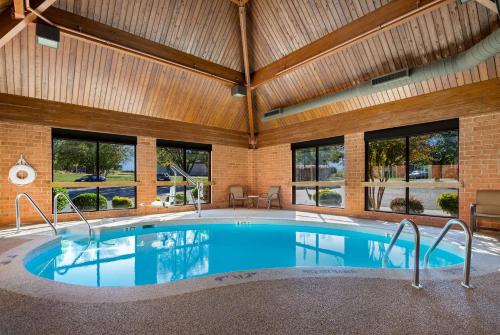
[0,209,499,334]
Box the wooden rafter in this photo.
[38,7,244,85]
[13,0,24,18]
[251,0,453,89]
[0,0,55,48]
[474,0,499,13]
[229,0,250,6]
[237,4,256,147]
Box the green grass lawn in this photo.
[54,171,134,182]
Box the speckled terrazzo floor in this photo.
[1,210,500,335]
[0,269,499,334]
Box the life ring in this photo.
[8,155,37,186]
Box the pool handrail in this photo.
[53,192,92,238]
[383,219,422,289]
[170,164,203,217]
[423,219,473,289]
[16,193,57,235]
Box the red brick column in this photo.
[0,122,52,226]
[459,113,500,229]
[136,136,157,212]
[344,133,365,216]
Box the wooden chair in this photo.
[470,190,500,232]
[258,186,282,209]
[229,185,248,209]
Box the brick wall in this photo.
[1,111,499,230]
[0,122,52,225]
[0,121,249,227]
[211,144,250,208]
[250,144,292,207]
[460,114,500,230]
[249,113,500,229]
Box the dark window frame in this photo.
[291,136,345,208]
[364,119,459,218]
[51,129,137,212]
[156,140,212,206]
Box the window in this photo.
[365,120,459,217]
[156,140,211,206]
[292,137,345,208]
[52,129,137,212]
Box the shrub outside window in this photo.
[365,120,459,217]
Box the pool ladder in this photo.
[53,192,92,238]
[424,219,473,289]
[16,193,57,235]
[15,192,92,238]
[383,218,473,289]
[383,219,422,289]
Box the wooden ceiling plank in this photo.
[0,0,55,48]
[475,0,499,14]
[40,7,244,85]
[252,0,453,88]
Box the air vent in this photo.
[263,107,283,119]
[372,69,410,86]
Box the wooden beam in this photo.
[474,0,499,13]
[0,0,55,48]
[257,79,500,147]
[0,93,249,148]
[13,0,24,18]
[238,5,256,147]
[229,0,249,5]
[40,7,244,85]
[251,0,453,88]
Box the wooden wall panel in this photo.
[0,93,248,147]
[0,25,249,131]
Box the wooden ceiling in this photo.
[251,0,500,131]
[0,0,498,138]
[54,0,244,71]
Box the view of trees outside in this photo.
[366,130,459,217]
[53,139,135,182]
[294,147,316,206]
[366,138,406,211]
[157,147,211,205]
[294,144,345,208]
[52,138,136,212]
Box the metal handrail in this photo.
[170,164,203,217]
[382,219,422,289]
[424,219,473,289]
[54,193,92,238]
[16,193,57,235]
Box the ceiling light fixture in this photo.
[231,84,246,97]
[36,21,60,49]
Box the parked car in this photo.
[157,173,170,181]
[409,169,428,179]
[75,175,106,182]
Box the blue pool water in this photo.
[25,222,463,287]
